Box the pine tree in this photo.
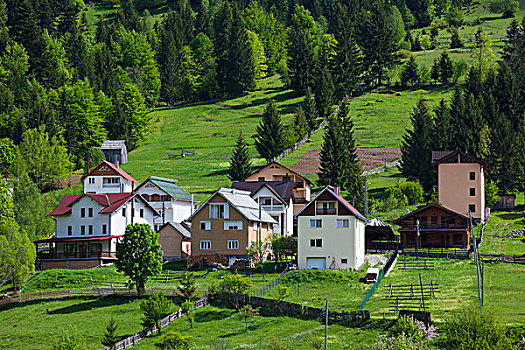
[430,59,439,84]
[303,87,318,132]
[450,27,463,48]
[293,105,308,140]
[177,270,198,304]
[318,116,349,189]
[228,133,252,181]
[400,56,419,87]
[101,316,120,348]
[337,100,364,200]
[401,99,435,192]
[438,52,453,84]
[432,99,453,150]
[37,0,55,33]
[56,1,79,37]
[213,2,233,95]
[228,5,256,95]
[314,65,335,118]
[255,100,286,163]
[361,0,397,86]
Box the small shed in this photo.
[365,218,397,252]
[158,222,191,260]
[493,194,516,211]
[101,140,128,165]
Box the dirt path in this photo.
[290,147,402,174]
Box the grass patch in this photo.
[130,305,389,349]
[0,296,144,350]
[479,210,525,256]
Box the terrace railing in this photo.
[315,208,337,215]
[37,251,117,260]
[262,205,285,212]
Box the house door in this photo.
[79,245,87,258]
[306,257,326,269]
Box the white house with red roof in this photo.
[295,186,366,270]
[35,162,159,270]
[83,160,138,194]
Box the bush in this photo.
[398,182,424,205]
[52,327,85,350]
[390,316,423,339]
[211,275,253,310]
[364,334,427,350]
[442,306,515,350]
[485,180,500,209]
[154,331,192,350]
[383,186,408,209]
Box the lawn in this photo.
[130,305,390,350]
[122,76,302,202]
[22,264,281,294]
[478,210,525,256]
[0,296,144,350]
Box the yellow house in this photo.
[432,151,489,222]
[188,188,276,266]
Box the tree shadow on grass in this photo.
[495,213,524,220]
[48,295,133,315]
[194,308,234,323]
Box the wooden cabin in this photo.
[393,203,470,250]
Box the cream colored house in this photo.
[295,186,366,270]
[432,151,489,222]
[188,188,276,266]
[242,162,311,215]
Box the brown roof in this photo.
[82,160,139,183]
[231,181,295,203]
[242,161,312,184]
[431,150,489,168]
[393,203,468,225]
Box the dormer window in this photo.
[316,201,336,215]
[210,203,228,219]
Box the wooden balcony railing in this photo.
[316,208,337,215]
[37,251,117,260]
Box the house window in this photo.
[160,195,170,202]
[88,208,93,217]
[340,258,348,264]
[431,216,438,226]
[258,177,265,181]
[469,204,476,213]
[310,219,322,228]
[81,225,85,235]
[224,221,243,230]
[310,238,322,248]
[68,226,72,236]
[200,221,211,230]
[469,172,475,180]
[200,240,211,250]
[140,209,144,218]
[103,177,120,187]
[444,155,459,163]
[316,201,336,215]
[470,188,475,196]
[88,178,95,184]
[227,240,239,250]
[253,222,258,230]
[336,219,349,228]
[154,225,159,231]
[460,154,475,163]
[122,208,126,217]
[210,203,227,219]
[267,224,271,231]
[88,225,93,235]
[102,224,107,235]
[81,208,85,217]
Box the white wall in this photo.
[84,175,134,194]
[252,186,292,236]
[137,184,194,224]
[297,215,365,270]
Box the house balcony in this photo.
[316,208,337,215]
[262,205,285,213]
[37,251,117,260]
[102,184,120,188]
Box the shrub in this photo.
[140,294,172,334]
[383,186,408,209]
[212,275,253,310]
[485,180,500,209]
[52,327,85,350]
[442,306,515,350]
[267,338,291,350]
[398,182,424,205]
[364,333,427,350]
[390,316,423,339]
[154,331,192,350]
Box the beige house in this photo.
[432,151,489,222]
[189,188,276,265]
[295,186,366,270]
[157,222,191,260]
[242,162,311,215]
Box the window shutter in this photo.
[224,204,229,219]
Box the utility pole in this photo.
[325,300,328,350]
[364,181,368,220]
[416,219,420,259]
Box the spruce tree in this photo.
[450,27,463,48]
[432,99,453,150]
[400,56,419,87]
[318,116,349,189]
[401,99,435,192]
[228,133,252,181]
[255,100,286,163]
[101,316,120,348]
[360,0,397,86]
[177,270,198,304]
[228,5,256,95]
[303,87,318,132]
[56,1,79,37]
[293,105,308,140]
[438,52,453,84]
[337,100,364,200]
[314,65,335,118]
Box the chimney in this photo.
[115,161,119,168]
[334,186,341,196]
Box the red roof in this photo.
[83,160,138,183]
[48,195,82,216]
[33,235,121,243]
[86,193,134,213]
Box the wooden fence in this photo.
[402,248,470,259]
[386,282,440,300]
[399,256,434,271]
[0,287,207,306]
[99,295,210,350]
[480,254,525,264]
[251,264,291,297]
[214,293,370,322]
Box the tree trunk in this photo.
[12,270,17,292]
